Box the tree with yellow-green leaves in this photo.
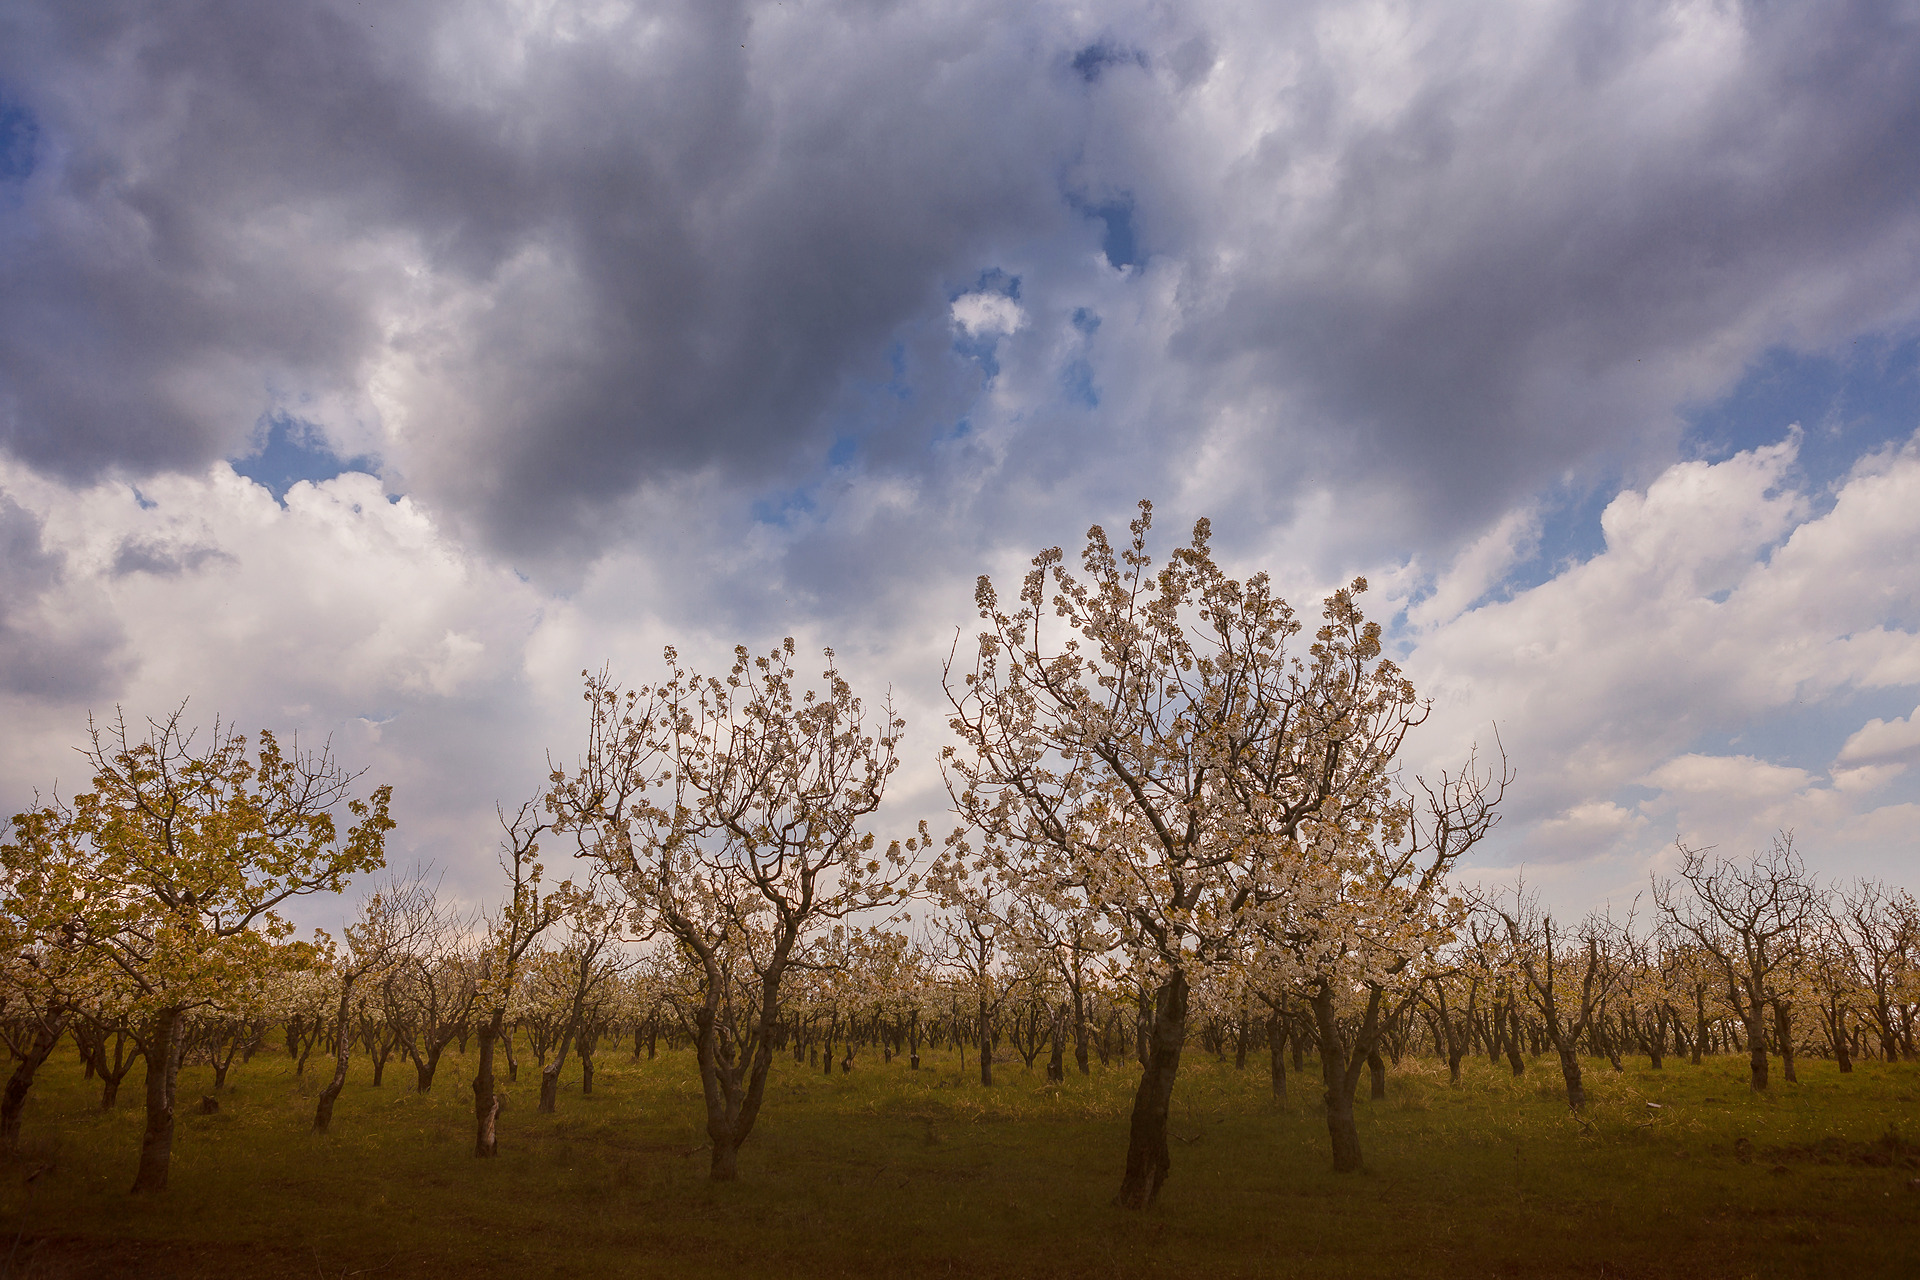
[0,706,392,1192]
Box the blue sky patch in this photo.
[1069,42,1147,84]
[1067,194,1138,270]
[1683,337,1920,490]
[0,89,38,184]
[1682,685,1920,780]
[230,413,380,502]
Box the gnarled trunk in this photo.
[1311,983,1388,1174]
[473,1012,504,1157]
[538,1016,577,1115]
[1557,1045,1586,1113]
[314,979,358,1133]
[1115,970,1188,1210]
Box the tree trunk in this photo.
[1115,971,1188,1210]
[1,1013,68,1152]
[413,1039,448,1092]
[1311,984,1387,1174]
[1323,1069,1361,1172]
[539,1023,575,1115]
[1505,1003,1525,1076]
[1073,987,1090,1075]
[314,980,358,1134]
[1557,1045,1586,1113]
[1774,1002,1797,1083]
[1367,1049,1386,1100]
[1267,1012,1287,1102]
[131,1007,185,1194]
[1746,1010,1769,1091]
[1135,984,1153,1068]
[977,995,993,1087]
[473,1013,503,1158]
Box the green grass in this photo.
[2,1043,1917,1278]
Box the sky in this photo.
[2,0,1918,930]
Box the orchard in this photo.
[3,507,1916,1276]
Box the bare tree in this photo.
[1494,891,1630,1113]
[314,871,440,1133]
[1837,880,1918,1061]
[1652,834,1817,1091]
[471,801,571,1158]
[533,882,632,1114]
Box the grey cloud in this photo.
[2,0,1919,582]
[0,0,1083,559]
[0,496,120,699]
[1173,0,1920,544]
[110,537,234,576]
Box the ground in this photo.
[1,1041,1916,1278]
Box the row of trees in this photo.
[4,503,1915,1205]
[6,849,1912,1155]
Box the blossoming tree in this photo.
[944,503,1491,1206]
[550,644,917,1181]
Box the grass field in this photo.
[1,1041,1917,1278]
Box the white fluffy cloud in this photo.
[0,458,551,908]
[1837,705,1920,767]
[1408,431,1920,900]
[951,293,1027,339]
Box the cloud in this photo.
[3,1,1920,922]
[0,493,121,701]
[0,456,551,904]
[951,292,1027,339]
[1406,504,1541,630]
[1408,431,1920,896]
[1837,705,1920,767]
[1,0,1916,575]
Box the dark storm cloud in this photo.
[0,0,1080,555]
[3,0,1919,571]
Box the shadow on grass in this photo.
[2,1045,1917,1278]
